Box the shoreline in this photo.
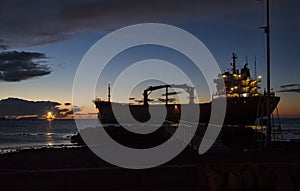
[1,143,300,170]
[0,142,80,155]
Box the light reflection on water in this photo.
[46,121,54,146]
[0,119,91,153]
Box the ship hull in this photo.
[95,96,280,125]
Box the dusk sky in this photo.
[0,0,299,118]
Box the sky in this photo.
[0,0,299,118]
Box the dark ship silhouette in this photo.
[94,53,280,125]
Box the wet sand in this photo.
[0,146,299,191]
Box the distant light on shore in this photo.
[46,112,55,120]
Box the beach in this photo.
[0,145,299,191]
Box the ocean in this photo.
[277,118,300,140]
[0,118,299,154]
[0,119,99,154]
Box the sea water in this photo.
[277,118,300,140]
[0,119,99,153]
[0,118,299,154]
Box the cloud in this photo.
[0,97,61,117]
[0,0,265,47]
[0,51,51,82]
[280,84,300,89]
[64,106,82,115]
[0,39,8,50]
[0,45,8,50]
[64,102,71,106]
[279,89,300,93]
[278,84,300,93]
[0,97,82,119]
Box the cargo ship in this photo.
[94,53,280,125]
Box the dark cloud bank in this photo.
[0,98,79,118]
[0,50,51,82]
[0,38,51,82]
[0,0,266,47]
[0,0,298,48]
[278,84,300,93]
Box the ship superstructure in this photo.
[214,53,262,98]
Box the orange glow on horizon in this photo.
[276,94,300,118]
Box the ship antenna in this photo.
[254,56,257,79]
[231,53,237,74]
[108,83,111,102]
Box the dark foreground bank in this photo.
[0,146,299,191]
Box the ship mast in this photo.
[108,83,111,102]
[265,0,272,145]
[254,57,257,79]
[231,53,238,74]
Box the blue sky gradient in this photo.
[0,0,299,117]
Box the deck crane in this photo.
[143,84,195,106]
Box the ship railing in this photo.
[212,94,227,99]
[164,121,195,147]
[164,120,210,150]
